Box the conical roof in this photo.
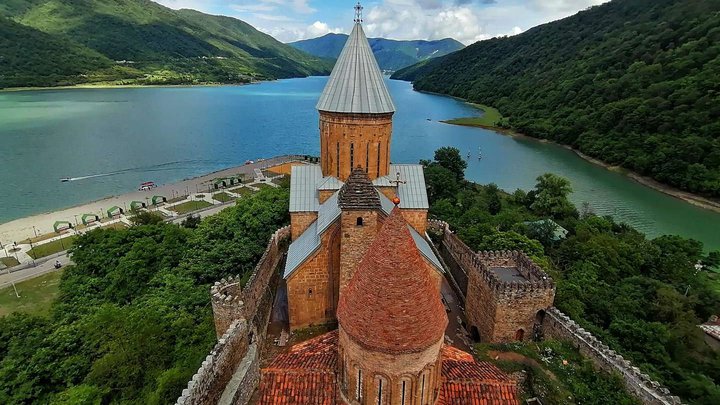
[316,23,395,114]
[337,206,448,354]
[338,167,381,210]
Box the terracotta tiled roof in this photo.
[266,331,338,371]
[439,346,520,405]
[260,332,339,405]
[259,372,337,405]
[337,168,381,210]
[337,206,448,354]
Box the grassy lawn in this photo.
[170,200,213,214]
[254,183,274,191]
[444,104,503,127]
[27,236,76,259]
[213,192,235,203]
[229,186,255,196]
[272,176,290,188]
[20,232,60,245]
[167,196,186,204]
[1,256,20,268]
[102,222,128,230]
[0,270,63,317]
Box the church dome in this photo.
[337,206,448,354]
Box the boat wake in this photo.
[61,160,209,182]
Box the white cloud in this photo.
[365,3,491,45]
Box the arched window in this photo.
[376,377,384,405]
[307,288,313,298]
[399,379,412,405]
[356,217,363,226]
[515,329,525,341]
[356,368,363,401]
[420,373,426,405]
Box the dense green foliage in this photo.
[0,187,289,404]
[477,340,639,404]
[0,0,331,88]
[423,148,720,404]
[394,0,720,197]
[289,33,464,71]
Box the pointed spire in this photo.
[316,4,395,114]
[337,207,448,353]
[338,167,381,210]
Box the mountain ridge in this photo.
[289,33,464,71]
[0,0,332,88]
[393,0,720,198]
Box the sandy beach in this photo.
[0,155,304,244]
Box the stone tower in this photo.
[316,3,395,182]
[338,167,382,294]
[337,206,448,405]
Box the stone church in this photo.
[257,4,521,404]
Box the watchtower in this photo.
[465,250,555,342]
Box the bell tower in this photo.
[317,2,395,181]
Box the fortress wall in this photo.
[176,320,250,405]
[543,307,684,405]
[177,226,290,405]
[428,220,471,299]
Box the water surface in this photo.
[0,77,718,250]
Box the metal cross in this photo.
[354,2,363,23]
[390,172,406,187]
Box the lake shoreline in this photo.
[0,81,263,93]
[0,156,304,243]
[443,119,720,214]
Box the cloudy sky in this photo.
[154,0,609,44]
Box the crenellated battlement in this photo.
[544,307,685,405]
[474,250,554,296]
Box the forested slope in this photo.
[0,0,331,88]
[393,0,720,197]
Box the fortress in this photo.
[175,4,684,405]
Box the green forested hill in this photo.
[0,0,331,88]
[289,33,464,71]
[393,0,720,198]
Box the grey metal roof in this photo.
[284,221,321,279]
[373,164,429,209]
[289,165,323,212]
[316,23,395,114]
[317,176,344,191]
[317,192,341,235]
[409,225,444,272]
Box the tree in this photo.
[530,173,577,219]
[433,147,467,180]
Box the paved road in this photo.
[0,254,71,289]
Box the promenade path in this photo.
[0,155,303,244]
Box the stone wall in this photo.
[176,320,250,405]
[428,220,555,342]
[543,307,684,405]
[401,209,427,235]
[177,226,290,405]
[287,222,340,330]
[290,212,317,240]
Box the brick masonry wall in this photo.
[338,326,443,405]
[290,212,317,241]
[287,222,340,330]
[319,111,393,181]
[543,308,684,405]
[339,211,380,294]
[401,209,427,235]
[178,226,290,405]
[319,189,335,204]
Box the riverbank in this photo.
[442,107,720,214]
[0,155,306,244]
